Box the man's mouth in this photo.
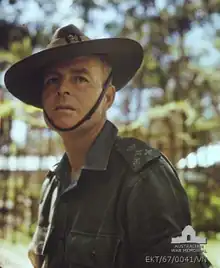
[55,105,75,111]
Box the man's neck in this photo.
[60,119,106,171]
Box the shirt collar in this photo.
[83,120,118,170]
[54,120,118,176]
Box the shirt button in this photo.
[91,249,96,258]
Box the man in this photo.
[4,25,211,268]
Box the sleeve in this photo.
[126,156,211,268]
[28,177,51,268]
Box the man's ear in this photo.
[104,85,116,110]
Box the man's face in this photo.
[42,56,115,130]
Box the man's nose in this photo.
[57,82,70,96]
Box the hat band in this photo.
[47,35,90,48]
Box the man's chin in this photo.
[43,110,82,131]
[46,119,79,131]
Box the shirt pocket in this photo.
[65,230,121,268]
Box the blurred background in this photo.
[0,0,220,267]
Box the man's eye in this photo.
[44,77,59,85]
[73,76,88,83]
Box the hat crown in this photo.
[54,24,84,39]
[48,24,90,47]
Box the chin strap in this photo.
[43,71,112,132]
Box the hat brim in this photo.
[4,38,143,108]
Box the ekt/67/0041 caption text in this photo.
[145,255,208,264]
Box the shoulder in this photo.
[114,136,162,172]
[115,138,189,212]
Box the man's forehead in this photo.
[45,56,102,73]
